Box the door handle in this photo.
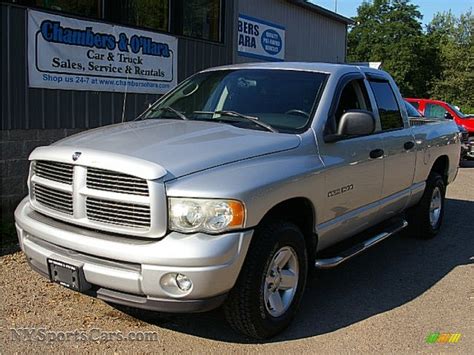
[404,141,415,150]
[370,149,384,159]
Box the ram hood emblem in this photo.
[72,152,82,161]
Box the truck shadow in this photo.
[115,197,474,344]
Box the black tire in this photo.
[406,173,446,239]
[224,221,308,339]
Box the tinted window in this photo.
[173,0,221,42]
[104,0,168,32]
[425,103,447,119]
[334,80,372,129]
[405,101,421,117]
[12,0,100,18]
[369,81,404,130]
[447,104,467,118]
[144,69,328,133]
[409,101,419,109]
[10,0,223,42]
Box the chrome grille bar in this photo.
[34,161,73,184]
[87,168,149,196]
[86,197,151,229]
[85,199,151,216]
[33,184,73,215]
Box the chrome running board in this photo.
[315,219,408,269]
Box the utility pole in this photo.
[335,0,338,12]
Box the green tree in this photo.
[427,10,474,113]
[348,0,440,97]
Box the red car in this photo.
[405,98,474,136]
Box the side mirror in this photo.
[338,110,376,136]
[325,110,375,142]
[444,112,453,120]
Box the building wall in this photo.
[0,2,235,221]
[1,2,235,131]
[236,0,347,63]
[0,128,85,221]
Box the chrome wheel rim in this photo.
[429,187,442,228]
[263,246,299,317]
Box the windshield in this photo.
[447,104,468,119]
[142,69,328,133]
[404,101,422,117]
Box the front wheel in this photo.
[224,221,308,339]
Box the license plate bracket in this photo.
[47,258,90,292]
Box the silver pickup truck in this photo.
[15,63,460,339]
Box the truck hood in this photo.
[52,119,301,180]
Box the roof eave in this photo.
[286,0,354,25]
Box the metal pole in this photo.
[335,0,338,12]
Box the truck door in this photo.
[317,75,384,247]
[367,78,417,214]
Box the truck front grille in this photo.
[34,161,73,184]
[86,197,151,229]
[30,160,156,235]
[87,168,149,196]
[33,184,73,215]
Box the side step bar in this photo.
[315,219,408,269]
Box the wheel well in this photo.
[431,155,449,184]
[260,198,317,263]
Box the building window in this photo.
[8,0,223,42]
[9,0,101,18]
[8,0,169,32]
[103,0,168,32]
[173,0,222,42]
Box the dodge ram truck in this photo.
[15,63,461,339]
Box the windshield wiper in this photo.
[194,110,277,132]
[150,106,188,120]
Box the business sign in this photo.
[27,9,177,94]
[237,14,285,61]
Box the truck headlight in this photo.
[168,198,245,234]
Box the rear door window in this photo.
[369,80,404,130]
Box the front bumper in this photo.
[15,198,253,312]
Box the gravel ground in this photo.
[1,164,473,353]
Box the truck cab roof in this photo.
[201,61,390,79]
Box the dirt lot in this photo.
[1,164,473,353]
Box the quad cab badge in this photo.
[328,184,354,198]
[72,152,82,161]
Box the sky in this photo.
[311,0,473,26]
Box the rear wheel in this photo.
[224,221,308,339]
[406,173,446,239]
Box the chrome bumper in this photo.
[15,198,253,312]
